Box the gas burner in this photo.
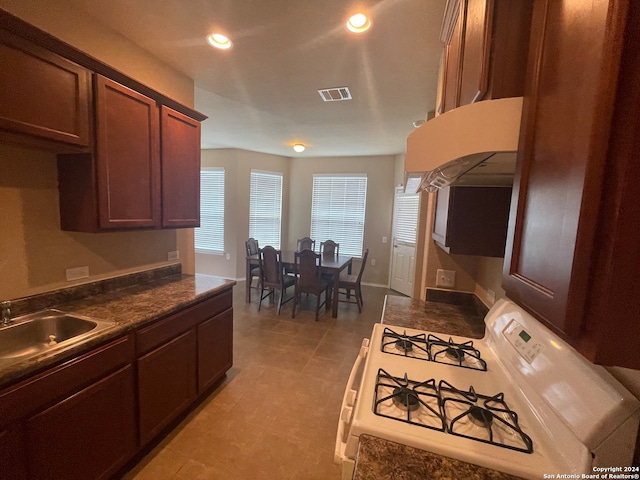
[438,380,533,454]
[428,335,487,371]
[395,338,413,353]
[392,385,420,411]
[468,405,494,427]
[381,328,429,360]
[373,369,445,431]
[445,346,465,362]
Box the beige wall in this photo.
[0,2,197,300]
[196,151,395,287]
[288,155,395,287]
[0,144,178,299]
[196,149,290,280]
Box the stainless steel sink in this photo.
[0,309,115,366]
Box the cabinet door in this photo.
[441,4,464,113]
[0,424,27,480]
[503,0,624,338]
[25,365,136,480]
[138,329,197,446]
[95,75,160,229]
[161,106,201,228]
[197,309,233,393]
[458,0,492,105]
[433,186,511,257]
[0,30,91,148]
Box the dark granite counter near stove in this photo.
[381,292,487,338]
[0,265,235,389]
[353,293,523,480]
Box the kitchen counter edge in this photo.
[0,274,236,389]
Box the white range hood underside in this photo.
[405,97,524,191]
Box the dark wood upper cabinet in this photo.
[95,75,161,229]
[438,0,533,114]
[0,29,91,150]
[433,186,511,257]
[161,106,201,228]
[503,0,639,369]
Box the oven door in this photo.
[334,337,369,480]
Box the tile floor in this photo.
[119,281,401,480]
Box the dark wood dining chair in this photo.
[258,246,295,314]
[338,248,368,313]
[245,238,260,291]
[320,240,339,257]
[296,236,316,252]
[292,249,332,320]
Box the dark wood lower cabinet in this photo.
[198,309,233,393]
[0,289,234,478]
[0,424,27,480]
[137,329,197,446]
[25,365,136,480]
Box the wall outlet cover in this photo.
[486,289,496,304]
[371,258,376,266]
[167,250,179,261]
[436,269,456,288]
[66,266,89,281]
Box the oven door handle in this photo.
[334,337,369,465]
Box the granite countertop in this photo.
[0,268,235,389]
[354,293,523,480]
[381,293,486,338]
[354,435,521,480]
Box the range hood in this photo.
[404,97,523,193]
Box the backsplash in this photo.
[7,263,182,318]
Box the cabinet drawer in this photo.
[136,290,233,355]
[0,334,133,427]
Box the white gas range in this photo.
[335,298,640,479]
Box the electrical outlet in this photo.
[382,236,388,243]
[167,250,179,261]
[371,258,376,266]
[436,269,456,288]
[66,266,89,281]
[225,253,231,260]
[486,289,496,304]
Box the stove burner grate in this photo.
[381,328,429,360]
[438,380,533,454]
[428,334,487,371]
[373,369,445,431]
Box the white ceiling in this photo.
[69,0,446,157]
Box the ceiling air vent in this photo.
[318,87,352,102]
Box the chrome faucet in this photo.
[1,301,11,326]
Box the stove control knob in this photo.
[346,389,357,406]
[341,405,353,423]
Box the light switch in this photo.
[382,236,388,243]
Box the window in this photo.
[311,174,367,257]
[393,193,419,244]
[249,170,283,249]
[195,168,224,253]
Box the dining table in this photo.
[246,250,353,318]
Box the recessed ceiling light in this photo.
[207,33,232,50]
[346,13,371,33]
[293,144,306,153]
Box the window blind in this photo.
[195,168,224,254]
[393,194,419,244]
[249,170,283,249]
[311,174,367,257]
